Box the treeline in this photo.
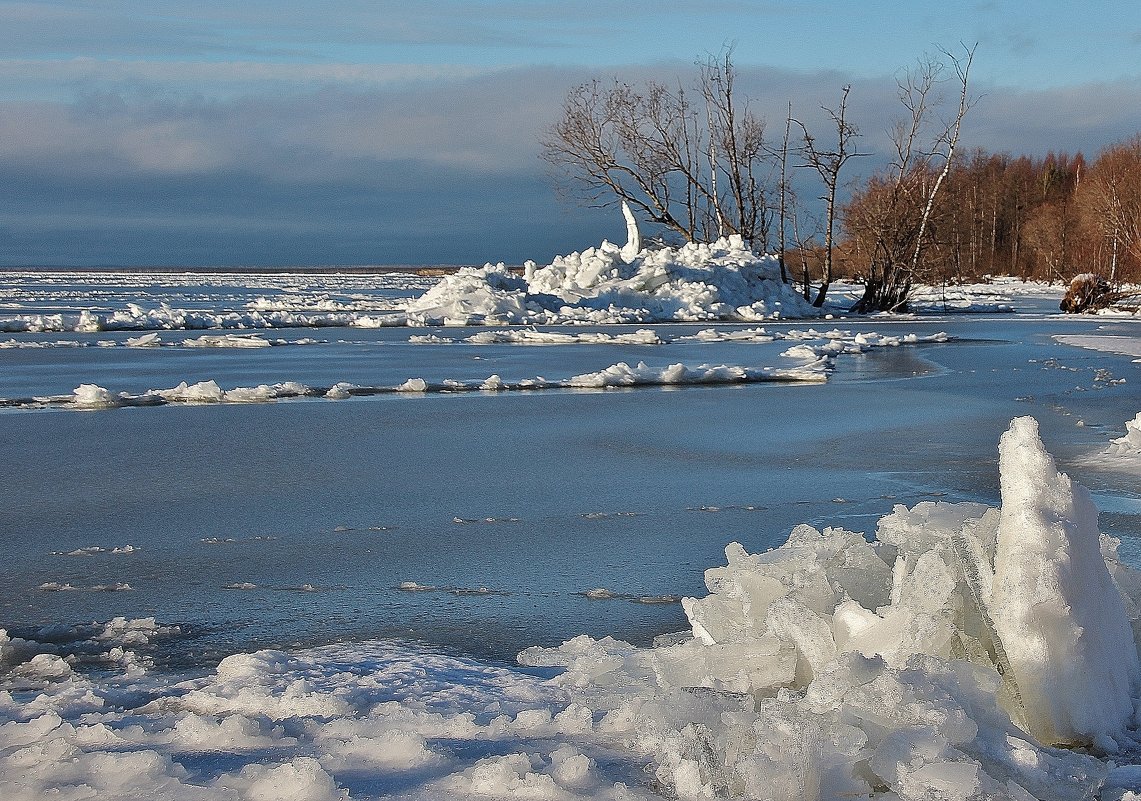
[543,48,1141,311]
[834,138,1141,289]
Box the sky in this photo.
[2,0,1140,266]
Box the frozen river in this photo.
[1,269,1137,665]
[1,267,1139,801]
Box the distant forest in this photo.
[543,48,1141,309]
[834,137,1141,287]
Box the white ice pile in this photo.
[405,234,818,326]
[411,328,666,346]
[519,416,1141,799]
[1108,413,1141,459]
[126,333,287,348]
[12,357,828,410]
[66,380,312,408]
[0,304,381,333]
[561,360,825,389]
[413,326,950,354]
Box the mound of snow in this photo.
[406,234,818,326]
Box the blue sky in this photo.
[2,1,1140,265]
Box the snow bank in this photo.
[1078,412,1141,474]
[1109,413,1141,457]
[406,234,818,326]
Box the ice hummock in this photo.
[521,416,1141,798]
[992,417,1140,749]
[405,234,818,326]
[1109,412,1141,457]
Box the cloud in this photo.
[0,58,505,99]
[1,60,1140,265]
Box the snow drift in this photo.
[1109,412,1141,457]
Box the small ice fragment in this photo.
[125,332,162,347]
[398,378,428,392]
[398,581,435,592]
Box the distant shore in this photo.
[0,264,473,276]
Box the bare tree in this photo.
[1024,199,1079,281]
[699,50,772,248]
[787,188,822,300]
[794,85,865,307]
[1076,134,1141,285]
[542,50,773,248]
[776,101,793,283]
[845,44,976,312]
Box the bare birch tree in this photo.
[542,50,773,248]
[776,101,793,283]
[795,85,865,307]
[844,44,977,312]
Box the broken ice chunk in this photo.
[991,416,1141,748]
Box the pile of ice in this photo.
[1109,413,1141,458]
[0,305,373,333]
[406,233,818,326]
[12,357,828,410]
[69,380,313,408]
[521,416,1141,799]
[415,326,950,352]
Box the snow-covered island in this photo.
[405,232,817,326]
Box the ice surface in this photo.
[1056,335,1141,359]
[4,417,1141,799]
[0,325,954,411]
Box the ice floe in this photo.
[0,324,954,411]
